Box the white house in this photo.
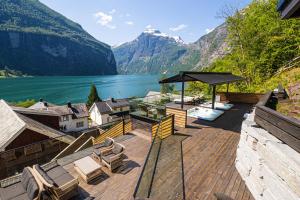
[89,98,130,126]
[49,102,89,132]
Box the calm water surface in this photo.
[0,75,162,104]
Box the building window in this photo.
[62,115,69,121]
[76,121,84,128]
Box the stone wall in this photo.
[236,111,300,200]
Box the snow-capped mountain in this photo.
[113,24,228,74]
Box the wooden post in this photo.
[122,117,125,135]
[212,85,216,109]
[181,82,185,109]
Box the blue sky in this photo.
[40,0,251,46]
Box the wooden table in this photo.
[74,156,103,183]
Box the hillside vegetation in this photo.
[0,0,117,75]
[189,0,300,93]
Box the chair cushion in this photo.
[47,166,67,180]
[21,167,39,200]
[0,182,27,200]
[47,166,74,187]
[93,143,105,149]
[13,193,30,200]
[112,144,123,155]
[104,138,113,147]
[102,152,114,163]
[26,177,39,200]
[21,168,33,189]
[53,173,74,187]
[35,165,56,187]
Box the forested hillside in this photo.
[189,0,300,93]
[0,0,117,75]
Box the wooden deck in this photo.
[63,103,255,200]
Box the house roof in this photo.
[277,0,300,18]
[159,72,244,85]
[11,106,59,116]
[0,100,26,151]
[0,100,74,151]
[17,114,75,144]
[94,101,112,114]
[28,101,56,110]
[106,99,130,109]
[46,103,89,118]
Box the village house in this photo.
[0,100,75,178]
[89,98,130,125]
[29,100,89,133]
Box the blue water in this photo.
[0,75,162,104]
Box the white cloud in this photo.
[205,28,215,34]
[125,13,131,17]
[109,9,116,14]
[125,21,134,26]
[94,11,116,29]
[169,24,187,32]
[145,24,152,29]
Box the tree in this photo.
[189,0,300,94]
[160,74,175,94]
[87,84,101,107]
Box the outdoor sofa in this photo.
[101,142,125,172]
[91,137,114,164]
[33,161,79,200]
[0,167,43,200]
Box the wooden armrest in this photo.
[101,148,112,156]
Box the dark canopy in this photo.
[159,72,244,85]
[159,71,245,110]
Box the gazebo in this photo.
[159,71,245,110]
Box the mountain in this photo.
[113,24,228,74]
[0,0,117,76]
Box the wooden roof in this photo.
[159,72,244,85]
[0,100,74,151]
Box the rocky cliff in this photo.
[0,0,117,75]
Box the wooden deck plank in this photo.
[60,103,255,200]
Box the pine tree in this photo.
[87,84,101,107]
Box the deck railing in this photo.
[254,91,300,153]
[93,119,132,144]
[133,114,174,199]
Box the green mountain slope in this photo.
[0,0,117,75]
[113,24,228,74]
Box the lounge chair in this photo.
[0,167,43,200]
[101,143,125,172]
[91,137,114,164]
[33,161,79,200]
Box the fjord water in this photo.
[0,75,161,104]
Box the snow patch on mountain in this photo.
[143,28,184,44]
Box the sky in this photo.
[40,0,251,46]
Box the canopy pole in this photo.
[181,82,185,109]
[226,83,229,93]
[212,85,216,109]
